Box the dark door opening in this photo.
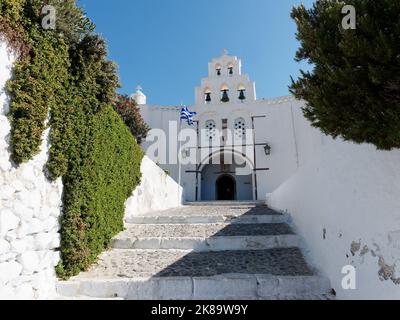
[216,175,236,200]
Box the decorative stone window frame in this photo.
[234,117,246,140]
[205,120,217,141]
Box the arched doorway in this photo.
[216,175,236,200]
[199,151,255,201]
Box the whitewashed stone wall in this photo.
[0,41,63,299]
[267,133,400,299]
[124,156,183,221]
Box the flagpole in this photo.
[178,121,183,188]
[178,101,183,190]
[178,103,196,204]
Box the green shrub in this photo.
[290,0,400,150]
[1,0,144,278]
[58,105,143,278]
[7,27,70,164]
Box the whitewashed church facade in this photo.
[135,50,317,202]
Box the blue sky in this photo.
[77,0,314,106]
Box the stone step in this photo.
[112,223,299,251]
[56,203,333,300]
[113,235,300,251]
[55,289,335,300]
[54,294,125,300]
[57,274,332,300]
[119,223,294,238]
[126,213,288,225]
[125,205,287,225]
[184,201,266,206]
[260,293,336,300]
[56,248,331,300]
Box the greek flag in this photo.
[180,106,197,125]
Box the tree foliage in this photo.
[113,94,150,144]
[290,0,400,150]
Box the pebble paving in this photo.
[136,205,282,217]
[74,248,313,279]
[118,223,293,239]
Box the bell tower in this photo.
[131,85,147,105]
[195,50,256,106]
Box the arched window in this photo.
[237,84,246,102]
[220,84,230,103]
[205,120,217,141]
[234,118,246,140]
[215,64,222,76]
[204,88,212,104]
[227,63,234,76]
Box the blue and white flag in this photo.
[180,106,197,126]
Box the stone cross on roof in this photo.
[222,48,228,56]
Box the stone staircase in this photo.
[56,203,333,300]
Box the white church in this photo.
[134,49,316,203]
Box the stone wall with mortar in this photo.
[0,41,63,299]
